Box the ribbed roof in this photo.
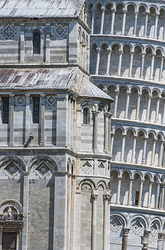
[0,0,84,18]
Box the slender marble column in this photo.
[9,94,15,147]
[104,113,109,152]
[155,182,160,209]
[114,90,119,118]
[141,230,150,250]
[110,8,116,35]
[158,140,164,167]
[20,23,25,63]
[108,113,112,153]
[127,179,133,205]
[121,134,126,162]
[158,233,164,250]
[95,48,100,75]
[103,193,112,250]
[134,12,138,36]
[25,94,30,144]
[118,50,123,76]
[138,179,144,207]
[122,228,130,250]
[40,94,45,147]
[125,92,131,119]
[151,139,156,166]
[155,97,160,123]
[160,185,165,210]
[159,57,164,82]
[162,98,165,124]
[22,171,29,250]
[93,111,99,153]
[141,53,145,79]
[150,54,155,80]
[131,136,137,163]
[146,95,151,122]
[116,177,122,204]
[106,49,111,75]
[111,133,114,153]
[144,12,149,37]
[100,7,105,34]
[129,52,134,77]
[0,227,2,250]
[154,13,159,39]
[142,137,147,164]
[91,191,99,250]
[121,9,127,35]
[45,24,50,63]
[136,94,141,120]
[147,181,153,207]
[91,9,95,34]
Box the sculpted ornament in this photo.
[2,25,16,39]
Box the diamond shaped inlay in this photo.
[110,216,123,232]
[81,161,92,174]
[98,162,105,174]
[53,24,66,37]
[2,25,16,39]
[46,96,56,106]
[4,161,19,178]
[35,162,50,178]
[151,221,159,236]
[131,218,145,235]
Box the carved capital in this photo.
[158,232,164,241]
[103,193,112,202]
[123,227,130,236]
[91,190,99,200]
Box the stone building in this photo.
[87,0,165,249]
[0,0,113,250]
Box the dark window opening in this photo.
[2,97,9,124]
[33,97,40,123]
[135,191,139,206]
[33,29,41,54]
[83,108,90,124]
[2,232,17,250]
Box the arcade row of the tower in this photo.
[88,1,165,40]
[91,42,165,82]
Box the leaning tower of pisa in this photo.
[87,0,165,249]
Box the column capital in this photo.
[104,112,111,118]
[123,227,130,236]
[111,7,116,13]
[96,47,101,52]
[101,6,105,12]
[22,171,30,176]
[123,9,127,14]
[158,232,164,240]
[91,190,99,199]
[103,192,112,202]
[107,48,112,53]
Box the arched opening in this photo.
[33,29,41,54]
[99,43,108,75]
[83,108,90,124]
[137,6,146,37]
[132,45,142,78]
[104,3,112,34]
[110,44,119,76]
[144,47,152,80]
[128,87,138,120]
[107,85,115,114]
[121,45,130,77]
[125,4,135,36]
[90,43,97,74]
[114,4,123,35]
[147,7,156,39]
[158,8,165,40]
[154,49,162,82]
[140,89,149,121]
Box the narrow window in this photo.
[33,29,41,54]
[135,191,139,206]
[83,108,90,124]
[2,97,9,124]
[33,97,40,123]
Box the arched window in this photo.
[33,29,41,54]
[83,108,90,124]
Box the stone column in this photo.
[111,133,114,153]
[127,179,133,205]
[162,98,165,124]
[136,94,141,120]
[40,94,45,147]
[159,57,164,82]
[138,179,144,207]
[158,233,164,250]
[160,185,165,210]
[67,172,71,250]
[25,94,30,145]
[158,140,164,167]
[134,12,138,36]
[91,190,99,250]
[154,13,159,39]
[121,134,126,162]
[22,171,29,250]
[70,174,76,250]
[141,230,150,250]
[110,8,116,35]
[121,9,127,35]
[122,228,130,250]
[9,94,15,147]
[108,113,112,153]
[100,6,105,34]
[103,193,112,250]
[155,97,160,123]
[116,177,122,204]
[151,139,156,166]
[141,53,145,79]
[104,113,109,152]
[146,95,151,122]
[144,12,149,37]
[91,9,95,34]
[155,182,160,209]
[20,23,24,63]
[45,24,50,63]
[142,137,147,164]
[93,111,99,153]
[114,90,119,118]
[131,136,137,163]
[163,235,165,250]
[0,226,2,250]
[129,51,134,77]
[147,181,153,207]
[125,92,131,119]
[106,49,111,75]
[150,54,155,80]
[118,50,123,76]
[95,48,100,75]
